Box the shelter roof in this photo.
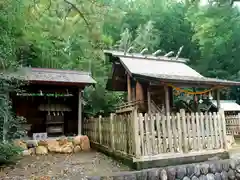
[10,67,96,86]
[105,50,240,87]
[212,100,240,111]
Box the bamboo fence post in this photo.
[99,115,102,144]
[110,113,115,150]
[133,109,141,158]
[180,109,188,152]
[219,109,227,149]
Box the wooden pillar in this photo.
[164,85,170,114]
[78,89,82,135]
[127,74,132,102]
[216,89,221,110]
[147,86,151,114]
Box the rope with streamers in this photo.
[167,83,224,95]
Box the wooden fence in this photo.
[84,109,227,161]
[84,112,135,156]
[225,114,240,135]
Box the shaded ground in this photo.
[229,137,240,159]
[0,150,131,180]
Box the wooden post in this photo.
[164,85,170,114]
[78,89,82,135]
[99,115,102,144]
[180,109,188,152]
[219,109,227,149]
[133,109,141,158]
[147,86,151,113]
[110,113,115,150]
[127,74,132,102]
[216,89,221,110]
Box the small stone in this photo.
[220,171,228,180]
[135,170,147,180]
[123,172,137,180]
[215,163,222,172]
[80,135,91,151]
[236,164,240,173]
[60,142,74,153]
[73,135,82,145]
[26,140,38,148]
[147,168,159,180]
[200,164,209,175]
[38,140,48,147]
[58,137,69,146]
[214,172,221,180]
[229,159,236,169]
[14,140,27,150]
[206,173,214,180]
[209,163,217,173]
[28,148,36,155]
[227,169,235,180]
[47,140,61,153]
[199,175,207,180]
[183,177,190,180]
[36,146,48,155]
[194,165,201,177]
[22,149,31,156]
[73,145,81,153]
[113,175,124,180]
[236,173,240,179]
[186,165,195,178]
[167,167,176,180]
[221,160,229,171]
[160,169,168,180]
[176,166,187,179]
[191,176,199,180]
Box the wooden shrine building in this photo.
[104,50,240,114]
[11,68,95,138]
[84,50,240,169]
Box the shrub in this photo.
[0,142,23,165]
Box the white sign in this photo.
[33,133,48,140]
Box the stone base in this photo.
[91,142,229,170]
[133,151,229,170]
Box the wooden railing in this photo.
[84,109,227,161]
[225,114,240,135]
[115,100,144,113]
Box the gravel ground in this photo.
[0,150,131,180]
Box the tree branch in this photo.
[63,0,90,29]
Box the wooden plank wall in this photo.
[225,114,240,135]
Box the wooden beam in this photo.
[164,85,170,114]
[127,74,132,102]
[217,89,221,110]
[147,86,151,114]
[78,89,82,135]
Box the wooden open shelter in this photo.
[11,68,96,138]
[104,50,240,114]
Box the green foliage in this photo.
[0,142,23,165]
[2,0,240,119]
[0,76,26,142]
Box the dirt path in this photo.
[0,151,131,180]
